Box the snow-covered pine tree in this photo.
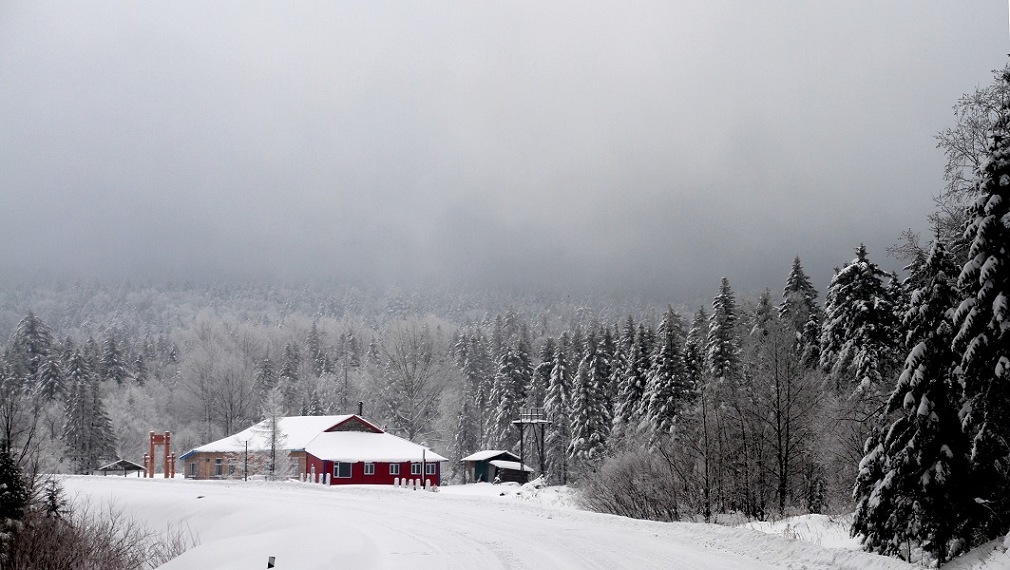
[36,356,63,402]
[0,443,28,523]
[89,372,116,462]
[779,257,823,367]
[684,308,708,395]
[530,337,556,408]
[256,355,277,396]
[567,350,607,473]
[545,335,572,483]
[644,307,688,436]
[487,346,529,450]
[707,278,740,381]
[9,311,54,386]
[592,327,616,443]
[462,333,493,448]
[851,427,889,555]
[952,77,1010,540]
[100,335,129,385]
[63,350,115,474]
[819,245,901,395]
[133,353,148,386]
[612,325,653,434]
[855,241,969,563]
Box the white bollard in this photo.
[393,477,399,487]
[425,479,431,491]
[324,473,331,485]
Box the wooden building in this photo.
[180,414,446,486]
[460,450,533,484]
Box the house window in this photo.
[425,463,436,475]
[214,458,223,477]
[364,463,375,475]
[228,460,236,476]
[334,462,352,479]
[389,464,400,476]
[188,462,195,478]
[410,462,421,475]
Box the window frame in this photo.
[410,462,421,475]
[334,462,353,479]
[425,462,436,475]
[364,462,375,476]
[389,463,400,476]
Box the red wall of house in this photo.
[303,453,440,486]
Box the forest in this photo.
[1,67,1009,569]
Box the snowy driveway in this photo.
[63,477,913,570]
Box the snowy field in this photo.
[62,476,1005,569]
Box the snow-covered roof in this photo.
[305,431,447,463]
[489,459,533,472]
[460,450,519,462]
[188,415,353,454]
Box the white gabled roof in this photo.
[460,450,519,462]
[189,415,353,454]
[305,431,447,463]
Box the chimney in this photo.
[357,401,363,416]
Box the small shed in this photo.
[460,450,533,484]
[96,459,146,477]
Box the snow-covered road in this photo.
[63,476,916,570]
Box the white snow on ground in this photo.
[743,514,861,550]
[61,475,982,570]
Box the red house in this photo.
[180,414,446,486]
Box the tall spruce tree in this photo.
[707,278,740,381]
[684,308,709,394]
[644,307,689,435]
[9,311,54,385]
[63,350,115,474]
[820,245,901,395]
[855,241,969,563]
[568,333,607,468]
[779,257,822,367]
[612,325,652,433]
[545,335,572,483]
[100,335,129,385]
[487,346,529,450]
[952,76,1010,540]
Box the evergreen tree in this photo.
[36,356,63,401]
[592,327,616,441]
[63,350,115,473]
[0,444,28,523]
[280,342,301,383]
[9,311,54,384]
[256,355,277,395]
[100,335,129,385]
[684,307,709,394]
[707,278,741,381]
[612,325,652,433]
[133,352,148,386]
[952,80,1010,540]
[779,257,823,367]
[545,336,572,483]
[568,349,607,469]
[820,245,901,395]
[530,337,556,408]
[487,346,529,450]
[644,307,688,435]
[461,333,493,447]
[855,241,969,563]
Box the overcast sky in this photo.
[1,1,1007,302]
